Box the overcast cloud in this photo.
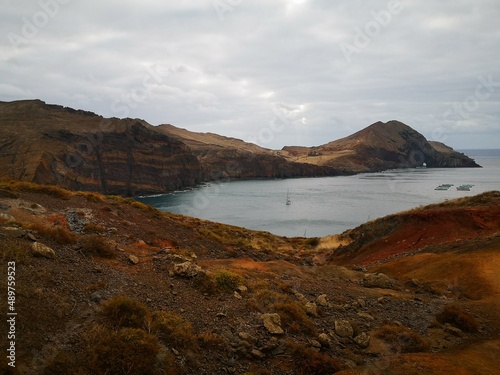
[1,0,499,149]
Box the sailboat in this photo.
[286,189,291,205]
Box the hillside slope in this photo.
[0,100,202,195]
[280,121,480,172]
[0,183,498,374]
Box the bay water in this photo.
[137,150,500,238]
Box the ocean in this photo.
[137,150,500,238]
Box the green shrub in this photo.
[90,328,160,375]
[102,295,150,329]
[151,310,197,349]
[436,305,480,332]
[214,269,244,293]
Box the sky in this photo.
[1,0,499,149]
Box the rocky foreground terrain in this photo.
[0,100,479,195]
[0,182,498,374]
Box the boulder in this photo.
[316,294,329,307]
[334,320,354,338]
[172,261,201,278]
[305,302,319,317]
[261,313,284,335]
[317,333,331,347]
[353,332,371,348]
[31,242,56,259]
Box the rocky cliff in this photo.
[0,100,202,195]
[158,124,346,180]
[280,120,480,172]
[0,101,480,196]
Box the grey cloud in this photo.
[1,0,499,148]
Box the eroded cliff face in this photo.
[0,100,202,195]
[158,124,348,181]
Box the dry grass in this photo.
[102,295,150,329]
[89,327,161,375]
[375,324,430,353]
[271,302,317,335]
[436,305,480,332]
[30,223,77,245]
[151,310,197,349]
[80,235,116,258]
[287,340,343,374]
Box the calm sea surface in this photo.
[137,150,500,238]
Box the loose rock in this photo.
[353,332,371,348]
[31,242,56,259]
[334,320,354,338]
[172,261,201,278]
[128,255,139,265]
[261,313,284,335]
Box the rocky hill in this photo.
[158,124,344,180]
[0,182,498,374]
[0,100,202,196]
[1,101,480,196]
[280,120,480,172]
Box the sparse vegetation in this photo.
[102,296,150,329]
[152,310,197,349]
[89,327,160,375]
[375,323,430,353]
[30,223,77,245]
[80,235,116,258]
[304,237,320,247]
[436,305,480,332]
[287,341,343,374]
[214,269,244,292]
[271,301,317,335]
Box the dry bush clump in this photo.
[248,289,293,312]
[75,191,105,202]
[436,305,480,332]
[214,269,244,292]
[197,332,227,350]
[30,224,77,245]
[90,327,160,375]
[151,310,197,349]
[271,302,317,335]
[287,341,343,374]
[375,323,430,353]
[102,295,150,329]
[80,235,116,258]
